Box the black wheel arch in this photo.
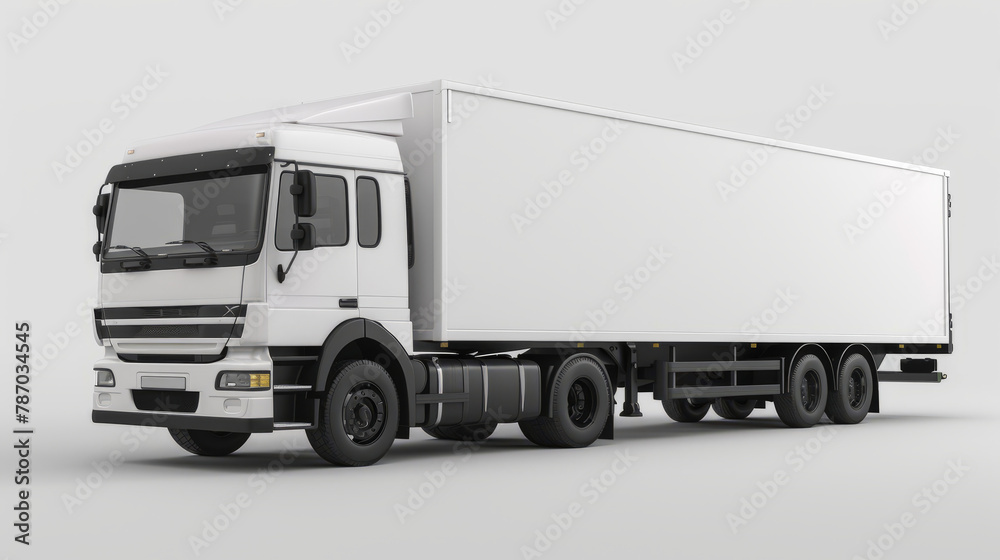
[315,318,415,434]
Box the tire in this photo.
[712,397,756,420]
[307,360,399,466]
[519,355,611,448]
[662,398,711,422]
[168,429,250,456]
[423,422,497,442]
[825,353,873,424]
[775,353,828,428]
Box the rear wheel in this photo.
[712,397,756,420]
[423,422,497,442]
[662,398,711,422]
[519,355,611,448]
[307,360,399,466]
[775,353,828,428]
[168,429,250,456]
[825,353,873,424]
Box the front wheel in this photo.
[307,360,399,466]
[168,429,250,456]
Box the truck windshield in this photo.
[105,166,267,258]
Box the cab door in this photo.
[266,166,358,344]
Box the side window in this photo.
[276,172,348,250]
[357,177,381,248]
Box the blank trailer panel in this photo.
[389,81,949,346]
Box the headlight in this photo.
[95,368,115,387]
[217,371,270,390]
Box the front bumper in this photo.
[91,346,274,433]
[92,410,273,432]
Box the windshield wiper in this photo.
[108,245,152,270]
[167,240,219,265]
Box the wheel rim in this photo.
[567,378,599,428]
[847,367,868,409]
[800,369,821,412]
[342,382,387,445]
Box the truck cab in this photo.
[92,94,417,460]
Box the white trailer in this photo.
[90,80,951,466]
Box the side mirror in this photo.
[290,170,316,218]
[290,223,316,251]
[93,193,111,234]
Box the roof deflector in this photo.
[196,92,414,137]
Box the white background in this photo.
[1,1,998,559]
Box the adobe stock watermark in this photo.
[212,0,245,21]
[717,84,834,202]
[544,0,588,31]
[520,449,639,559]
[850,459,970,560]
[62,411,170,514]
[877,0,931,41]
[510,119,628,233]
[340,0,404,64]
[567,246,671,344]
[410,278,467,331]
[740,288,798,341]
[52,64,169,183]
[403,74,502,168]
[189,436,305,555]
[842,127,957,243]
[7,0,71,54]
[672,0,752,73]
[32,277,132,374]
[907,253,999,344]
[393,408,503,524]
[727,425,837,533]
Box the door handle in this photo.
[339,298,358,309]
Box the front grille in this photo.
[131,390,199,413]
[136,324,200,337]
[102,324,243,339]
[94,305,248,340]
[96,305,247,320]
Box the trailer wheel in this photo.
[775,353,828,428]
[307,360,399,466]
[168,429,250,456]
[825,353,873,424]
[518,355,611,448]
[662,398,711,422]
[712,398,756,420]
[423,422,497,442]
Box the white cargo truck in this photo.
[91,80,951,465]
